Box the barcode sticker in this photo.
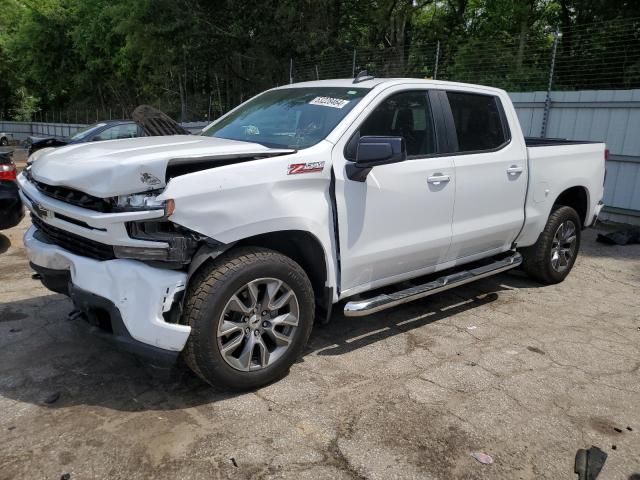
[309,97,350,108]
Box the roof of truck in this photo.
[274,77,506,95]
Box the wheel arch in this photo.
[234,230,330,304]
[188,230,333,317]
[553,186,589,228]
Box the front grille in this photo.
[31,214,115,261]
[26,170,113,212]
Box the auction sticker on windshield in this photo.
[309,97,350,108]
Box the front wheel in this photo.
[521,205,581,284]
[0,137,8,146]
[181,247,315,390]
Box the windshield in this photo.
[202,87,369,149]
[70,123,107,141]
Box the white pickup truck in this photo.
[18,76,606,390]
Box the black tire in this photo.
[0,137,8,146]
[521,205,581,284]
[181,247,315,390]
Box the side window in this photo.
[116,123,139,139]
[359,91,436,157]
[93,124,139,141]
[92,126,119,141]
[446,92,509,152]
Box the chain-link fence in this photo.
[293,17,640,90]
[32,16,640,123]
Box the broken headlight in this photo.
[115,220,203,265]
[112,190,174,215]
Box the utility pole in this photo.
[352,49,357,77]
[434,40,440,80]
[289,58,293,84]
[541,30,561,138]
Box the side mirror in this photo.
[346,136,407,181]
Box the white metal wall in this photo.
[511,90,640,222]
[0,121,209,141]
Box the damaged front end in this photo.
[118,219,210,268]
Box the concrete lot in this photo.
[0,217,639,480]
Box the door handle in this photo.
[507,165,523,175]
[427,174,451,185]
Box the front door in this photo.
[333,89,456,295]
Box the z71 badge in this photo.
[287,162,325,175]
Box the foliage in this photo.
[1,0,639,121]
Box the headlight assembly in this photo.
[112,191,175,215]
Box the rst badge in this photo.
[287,162,325,175]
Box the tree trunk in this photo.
[178,74,186,122]
[516,18,529,71]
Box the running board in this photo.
[343,252,522,317]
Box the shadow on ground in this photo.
[0,271,541,413]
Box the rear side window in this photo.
[446,92,509,152]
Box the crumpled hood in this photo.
[29,135,293,197]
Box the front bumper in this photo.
[25,226,191,353]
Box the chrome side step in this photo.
[343,252,522,317]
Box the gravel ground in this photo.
[0,217,639,480]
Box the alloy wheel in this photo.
[217,278,299,371]
[550,220,577,273]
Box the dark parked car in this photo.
[0,132,14,146]
[26,120,144,156]
[0,151,23,230]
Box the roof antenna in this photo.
[353,70,375,84]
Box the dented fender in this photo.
[159,140,338,293]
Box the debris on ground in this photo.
[60,474,70,480]
[470,452,494,465]
[575,446,607,480]
[43,392,60,405]
[527,346,546,355]
[596,228,640,246]
[230,458,238,467]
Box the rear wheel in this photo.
[181,247,315,390]
[0,137,8,146]
[521,205,581,284]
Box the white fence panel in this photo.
[511,89,640,220]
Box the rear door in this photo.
[333,88,455,295]
[442,90,528,260]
